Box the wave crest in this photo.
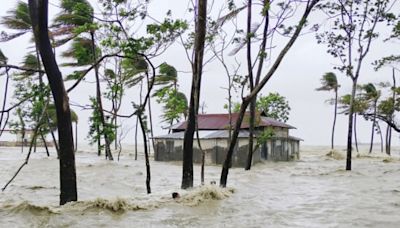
[178,185,235,206]
[66,198,149,213]
[4,201,57,215]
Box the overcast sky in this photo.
[1,0,400,148]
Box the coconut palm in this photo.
[54,0,114,160]
[316,72,340,150]
[0,1,31,42]
[359,83,381,153]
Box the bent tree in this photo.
[220,0,321,187]
[317,0,395,170]
[28,0,77,205]
[316,72,340,150]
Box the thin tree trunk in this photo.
[245,0,255,171]
[221,100,250,187]
[138,113,151,194]
[331,88,338,150]
[114,115,117,150]
[90,31,113,160]
[182,0,207,189]
[369,101,377,153]
[353,113,359,153]
[134,116,138,160]
[40,132,50,157]
[346,80,357,170]
[386,124,392,155]
[28,0,77,205]
[50,130,60,158]
[75,122,78,152]
[196,124,205,185]
[46,112,60,158]
[376,121,383,153]
[0,69,10,138]
[97,124,101,156]
[147,90,155,154]
[386,68,396,155]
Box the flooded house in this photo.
[153,112,301,167]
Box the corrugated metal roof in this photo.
[171,112,295,131]
[154,130,302,141]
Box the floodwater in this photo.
[0,145,399,227]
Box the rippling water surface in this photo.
[0,145,399,227]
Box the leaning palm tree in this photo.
[54,0,114,160]
[316,72,340,150]
[0,1,31,42]
[360,83,381,153]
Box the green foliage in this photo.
[257,127,275,146]
[257,93,291,122]
[155,87,188,125]
[316,72,339,91]
[226,93,291,122]
[121,57,147,87]
[359,83,380,101]
[54,0,93,27]
[0,1,31,42]
[87,97,116,146]
[339,94,369,115]
[62,38,100,66]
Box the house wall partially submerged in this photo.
[154,132,300,167]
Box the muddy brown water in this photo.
[0,145,399,227]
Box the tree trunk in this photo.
[331,88,338,150]
[0,70,10,138]
[90,32,113,160]
[220,0,318,186]
[97,123,101,156]
[181,0,207,189]
[245,0,255,171]
[40,132,50,157]
[369,101,377,153]
[353,114,359,153]
[221,100,250,187]
[385,124,392,155]
[134,115,139,160]
[376,121,383,153]
[75,122,78,152]
[346,80,357,170]
[138,112,151,194]
[28,0,77,205]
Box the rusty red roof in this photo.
[171,113,295,131]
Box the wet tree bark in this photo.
[181,0,207,189]
[28,0,77,205]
